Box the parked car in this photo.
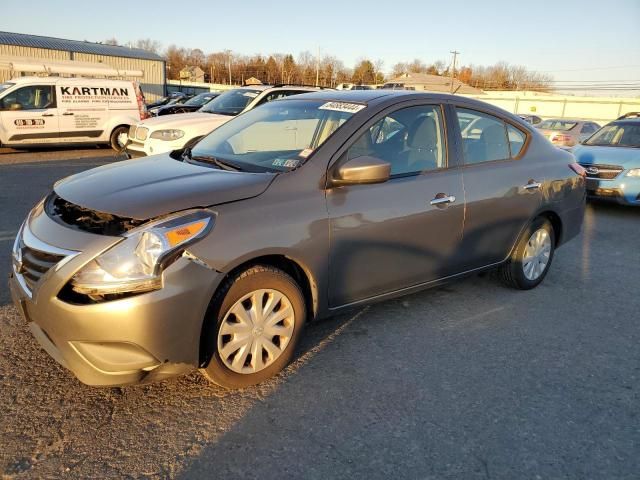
[10,90,585,389]
[146,91,190,110]
[126,85,320,157]
[152,92,220,116]
[519,114,542,125]
[572,115,640,206]
[147,94,195,116]
[0,76,148,150]
[536,118,600,148]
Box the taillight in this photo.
[552,134,571,144]
[569,162,586,177]
[133,81,149,120]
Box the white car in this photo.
[126,85,320,157]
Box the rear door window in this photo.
[456,108,511,164]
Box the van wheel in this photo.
[499,217,555,290]
[201,265,306,389]
[110,126,129,151]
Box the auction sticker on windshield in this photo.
[319,102,366,114]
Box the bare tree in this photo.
[135,38,162,54]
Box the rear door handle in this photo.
[430,194,456,206]
[42,113,54,117]
[62,112,74,116]
[522,182,542,190]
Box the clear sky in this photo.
[1,0,639,94]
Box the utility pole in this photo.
[227,50,232,85]
[315,46,320,87]
[449,50,460,93]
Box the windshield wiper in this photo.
[187,151,243,171]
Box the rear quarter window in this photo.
[507,124,526,157]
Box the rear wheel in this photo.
[201,265,306,388]
[110,125,129,151]
[499,217,555,290]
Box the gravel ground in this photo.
[1,151,639,479]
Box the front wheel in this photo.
[499,217,555,290]
[110,125,129,151]
[201,265,306,389]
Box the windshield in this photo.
[184,93,216,107]
[190,99,362,172]
[199,88,261,116]
[585,122,640,148]
[0,82,15,95]
[538,119,577,131]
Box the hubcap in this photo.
[217,289,295,374]
[117,132,129,147]
[522,228,552,280]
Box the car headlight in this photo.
[150,129,184,141]
[70,210,214,297]
[626,168,640,177]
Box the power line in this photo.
[535,65,640,73]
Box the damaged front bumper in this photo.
[10,203,222,386]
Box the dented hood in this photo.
[54,155,276,220]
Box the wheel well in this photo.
[110,124,129,137]
[221,255,316,320]
[538,211,563,246]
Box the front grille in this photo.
[45,193,144,236]
[580,163,624,180]
[136,127,148,141]
[18,240,66,291]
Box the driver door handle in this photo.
[522,181,542,190]
[42,113,54,117]
[62,112,74,116]
[430,194,456,206]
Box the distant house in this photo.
[385,72,482,94]
[244,77,263,86]
[180,66,205,83]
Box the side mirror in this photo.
[330,155,391,187]
[9,103,22,111]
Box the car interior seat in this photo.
[400,115,438,172]
[480,124,508,162]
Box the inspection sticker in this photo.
[272,158,300,168]
[298,148,314,158]
[318,102,366,114]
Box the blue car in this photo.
[572,113,640,206]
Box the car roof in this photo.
[281,89,509,111]
[612,118,640,125]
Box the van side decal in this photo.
[60,87,129,96]
[10,130,103,141]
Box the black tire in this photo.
[200,265,307,389]
[499,217,555,290]
[109,125,129,151]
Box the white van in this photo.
[0,77,148,150]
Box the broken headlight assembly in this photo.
[70,210,214,297]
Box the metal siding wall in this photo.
[71,53,164,100]
[0,45,70,82]
[0,45,165,100]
